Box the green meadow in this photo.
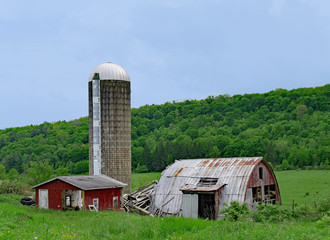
[0,170,329,240]
[275,170,330,208]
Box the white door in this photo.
[39,189,49,209]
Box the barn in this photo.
[32,175,127,211]
[150,157,281,219]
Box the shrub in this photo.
[73,160,89,174]
[316,192,330,216]
[133,164,149,173]
[220,201,250,221]
[0,180,24,194]
[315,215,330,228]
[251,203,294,222]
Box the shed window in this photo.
[259,167,263,180]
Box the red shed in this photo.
[32,175,127,211]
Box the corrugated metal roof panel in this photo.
[150,157,263,215]
[88,62,130,82]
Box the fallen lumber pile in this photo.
[123,180,158,216]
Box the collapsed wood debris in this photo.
[123,180,158,216]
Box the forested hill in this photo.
[0,85,329,177]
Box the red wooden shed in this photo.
[32,175,127,211]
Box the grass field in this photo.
[0,170,329,239]
[131,172,161,191]
[275,170,330,208]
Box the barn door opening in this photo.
[198,193,215,220]
[39,189,49,209]
[61,190,82,210]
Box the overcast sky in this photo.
[0,0,329,129]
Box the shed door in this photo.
[182,194,198,218]
[39,189,49,209]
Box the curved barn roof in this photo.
[150,157,264,215]
[88,62,130,82]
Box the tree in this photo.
[7,168,19,180]
[55,166,70,176]
[295,105,308,120]
[282,159,289,170]
[27,160,54,185]
[0,164,6,180]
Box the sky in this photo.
[0,0,329,129]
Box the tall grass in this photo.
[0,194,328,240]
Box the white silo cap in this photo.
[88,62,130,82]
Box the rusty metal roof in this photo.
[32,175,127,190]
[150,157,263,215]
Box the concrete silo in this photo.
[88,62,131,192]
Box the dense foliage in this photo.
[0,85,329,175]
[131,85,329,171]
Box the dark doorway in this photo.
[198,193,215,220]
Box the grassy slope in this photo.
[1,170,329,239]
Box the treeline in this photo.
[0,119,89,179]
[131,85,329,171]
[0,85,329,177]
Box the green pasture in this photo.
[131,172,161,191]
[275,170,330,208]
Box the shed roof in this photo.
[32,175,127,190]
[150,157,264,215]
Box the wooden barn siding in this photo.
[84,188,121,211]
[246,162,280,202]
[35,180,80,210]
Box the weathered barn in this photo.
[32,175,127,211]
[150,157,281,219]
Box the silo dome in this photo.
[88,62,130,82]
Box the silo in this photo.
[88,62,131,192]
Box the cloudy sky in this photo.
[0,0,329,129]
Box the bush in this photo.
[0,180,24,194]
[251,203,294,222]
[315,215,330,228]
[73,160,89,174]
[316,192,330,216]
[133,164,149,173]
[220,201,250,221]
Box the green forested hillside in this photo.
[0,85,329,177]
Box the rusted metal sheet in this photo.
[150,157,264,215]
